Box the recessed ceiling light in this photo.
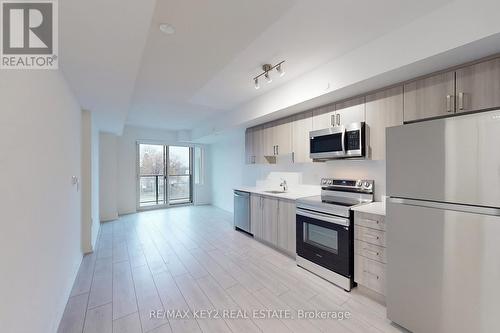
[159,23,175,35]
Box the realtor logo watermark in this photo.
[1,0,58,69]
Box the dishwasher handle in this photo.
[234,190,250,197]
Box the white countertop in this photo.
[234,186,320,201]
[351,201,386,216]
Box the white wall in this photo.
[99,125,210,217]
[208,131,246,212]
[91,117,100,245]
[99,133,119,221]
[0,71,83,333]
[209,129,385,213]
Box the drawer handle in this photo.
[362,218,380,225]
[363,248,379,256]
[365,234,380,240]
[363,270,380,279]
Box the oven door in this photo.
[309,126,345,159]
[296,208,352,277]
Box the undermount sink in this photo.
[263,190,287,194]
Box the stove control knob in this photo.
[364,181,372,188]
[321,179,327,185]
[356,180,363,187]
[327,179,333,185]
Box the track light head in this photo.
[276,63,285,77]
[264,72,272,83]
[254,78,260,89]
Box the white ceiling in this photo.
[60,0,453,133]
[60,0,156,133]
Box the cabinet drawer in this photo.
[354,254,386,295]
[354,225,386,247]
[354,211,385,231]
[354,240,387,264]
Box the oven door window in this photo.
[296,213,352,277]
[310,133,343,154]
[304,223,338,254]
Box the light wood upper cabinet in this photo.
[262,196,278,244]
[365,86,403,160]
[261,122,275,157]
[335,96,365,126]
[245,128,253,164]
[403,71,455,122]
[245,126,265,164]
[292,111,313,163]
[272,117,293,156]
[455,57,500,113]
[250,195,263,239]
[312,104,335,130]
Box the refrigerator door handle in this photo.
[388,197,500,217]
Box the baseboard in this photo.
[54,252,83,332]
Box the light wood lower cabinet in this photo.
[250,195,263,238]
[250,194,296,256]
[354,211,387,297]
[262,196,278,244]
[277,199,296,255]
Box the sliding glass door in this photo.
[138,143,193,208]
[168,146,192,205]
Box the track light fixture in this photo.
[253,61,285,89]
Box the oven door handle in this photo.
[296,208,350,227]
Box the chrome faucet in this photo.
[280,179,288,192]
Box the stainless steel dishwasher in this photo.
[233,190,250,233]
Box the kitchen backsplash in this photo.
[243,160,386,201]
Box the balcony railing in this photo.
[139,174,191,206]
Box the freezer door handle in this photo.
[388,197,500,217]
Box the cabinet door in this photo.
[250,195,262,239]
[292,111,313,163]
[335,96,365,126]
[403,71,455,122]
[365,86,403,160]
[273,117,293,156]
[252,125,265,164]
[277,200,296,255]
[312,104,335,130]
[262,197,278,245]
[455,58,500,113]
[261,123,275,158]
[245,128,255,164]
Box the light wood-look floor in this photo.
[58,205,405,333]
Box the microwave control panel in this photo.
[346,130,360,150]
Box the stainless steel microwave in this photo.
[309,122,365,160]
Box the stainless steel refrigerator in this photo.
[386,110,500,333]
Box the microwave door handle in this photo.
[341,129,346,154]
